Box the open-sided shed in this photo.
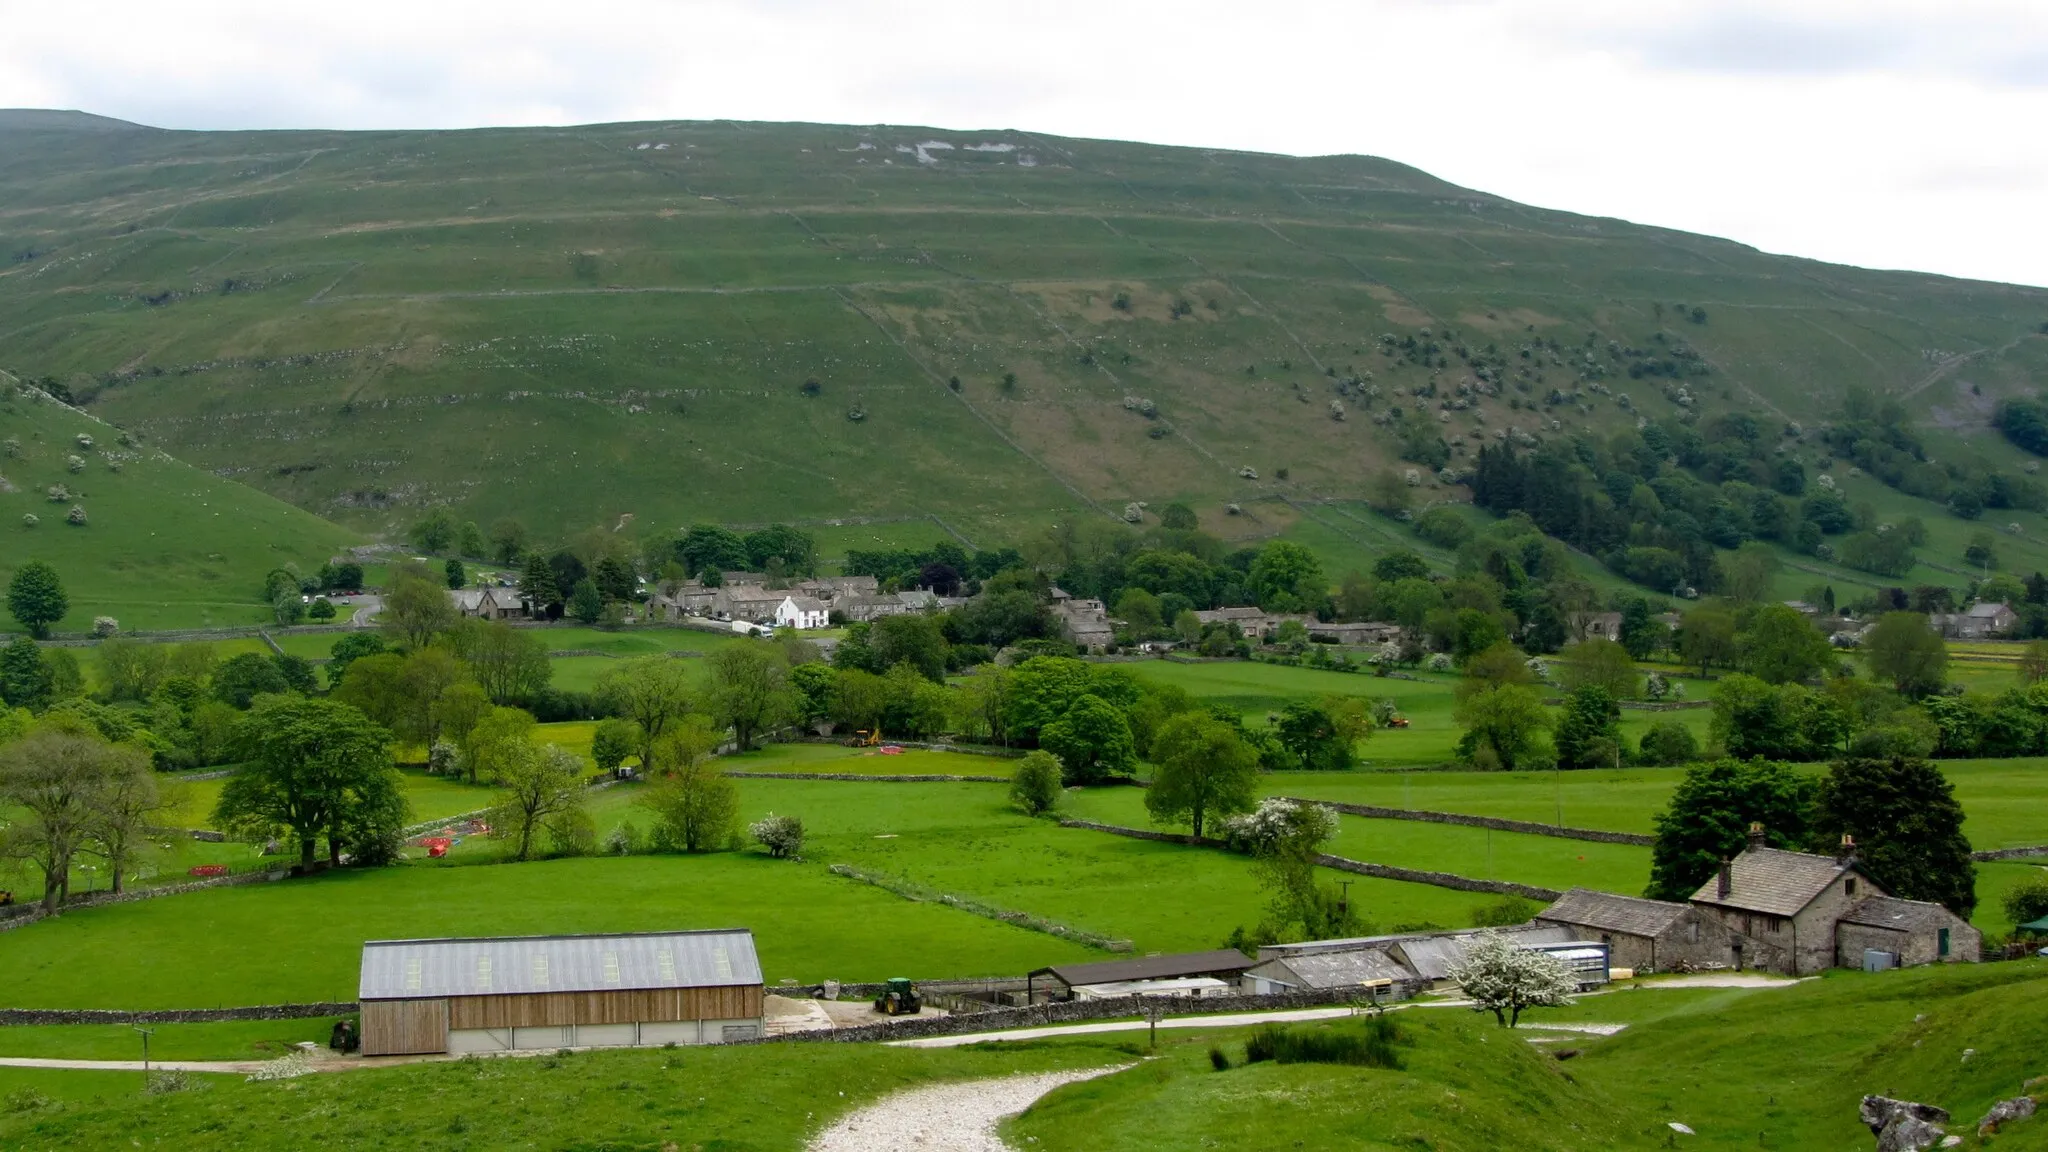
[358,929,765,1056]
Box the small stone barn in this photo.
[1835,895,1980,969]
[1027,949,1255,1003]
[358,929,765,1057]
[1534,887,1747,974]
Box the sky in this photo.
[4,0,2044,287]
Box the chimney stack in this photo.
[1837,834,1856,865]
[1717,857,1732,899]
[1747,822,1767,852]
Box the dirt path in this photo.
[806,1065,1130,1152]
[0,1056,292,1074]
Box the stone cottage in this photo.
[1687,827,1978,975]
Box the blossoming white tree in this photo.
[1447,931,1579,1028]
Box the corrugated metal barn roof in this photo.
[1031,949,1255,988]
[359,929,761,1000]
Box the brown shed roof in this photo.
[1537,888,1691,938]
[1031,949,1254,988]
[1689,847,1866,917]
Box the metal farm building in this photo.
[358,929,766,1057]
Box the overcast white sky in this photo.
[4,1,2044,287]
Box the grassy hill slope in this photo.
[3,116,2044,552]
[0,372,360,631]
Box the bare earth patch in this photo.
[807,1065,1131,1152]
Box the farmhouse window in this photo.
[1845,878,1856,896]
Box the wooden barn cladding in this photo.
[358,929,766,1057]
[447,985,764,1030]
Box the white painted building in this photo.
[774,595,831,630]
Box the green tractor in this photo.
[873,977,922,1016]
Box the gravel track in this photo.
[806,1065,1130,1152]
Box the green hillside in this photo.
[4,115,2044,559]
[0,372,360,631]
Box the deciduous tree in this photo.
[6,561,67,639]
[491,742,586,861]
[1446,932,1578,1028]
[1738,603,1833,685]
[708,645,789,751]
[595,657,694,767]
[1645,757,1813,901]
[1453,683,1551,770]
[213,697,404,869]
[1812,756,1975,916]
[1008,750,1063,815]
[381,562,457,650]
[641,757,738,852]
[1862,612,1949,697]
[1039,693,1136,784]
[1145,712,1258,837]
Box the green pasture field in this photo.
[0,850,1106,1009]
[0,1018,344,1061]
[1264,760,2048,850]
[459,776,1483,950]
[716,742,1016,776]
[1060,786,1652,899]
[1127,658,1714,768]
[0,386,362,634]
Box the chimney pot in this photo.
[1717,857,1732,899]
[1837,833,1856,864]
[1747,822,1767,851]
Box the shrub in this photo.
[1009,750,1063,815]
[145,1069,193,1095]
[1208,1045,1230,1071]
[307,597,337,621]
[1242,1018,1407,1068]
[65,454,85,473]
[90,615,118,637]
[65,504,87,526]
[2003,873,2048,927]
[1426,653,1453,672]
[1471,895,1537,927]
[603,823,637,857]
[427,741,462,777]
[3,1087,56,1113]
[20,513,35,528]
[1636,721,1700,766]
[750,813,805,858]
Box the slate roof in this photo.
[1031,949,1255,988]
[1837,896,1958,933]
[780,595,828,613]
[1247,948,1417,990]
[1395,925,1573,981]
[1537,888,1691,938]
[359,929,761,1000]
[1689,847,1861,917]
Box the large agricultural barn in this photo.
[358,929,766,1056]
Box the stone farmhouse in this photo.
[448,586,529,621]
[1684,827,1978,975]
[709,584,785,624]
[1053,598,1116,652]
[1936,602,2017,640]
